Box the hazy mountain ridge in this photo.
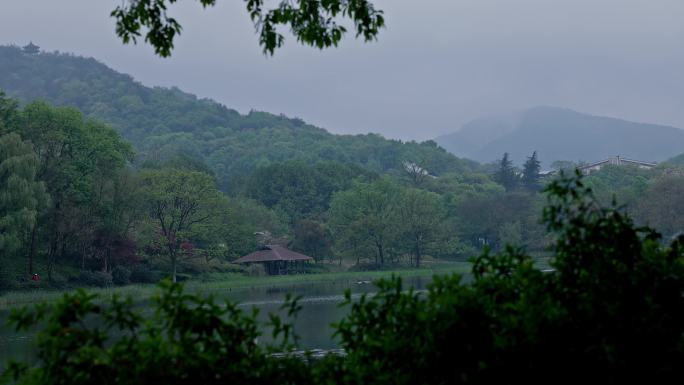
[0,45,478,191]
[665,152,684,167]
[436,106,684,167]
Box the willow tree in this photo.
[137,168,223,282]
[13,102,133,280]
[0,133,49,276]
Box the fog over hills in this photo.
[435,106,684,167]
[0,45,477,192]
[3,44,683,174]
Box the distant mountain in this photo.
[0,45,479,191]
[665,152,684,168]
[435,106,684,167]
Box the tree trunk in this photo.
[27,224,37,275]
[172,255,177,283]
[415,244,422,268]
[47,235,57,282]
[60,238,66,261]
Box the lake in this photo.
[0,274,451,368]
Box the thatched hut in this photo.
[234,245,313,275]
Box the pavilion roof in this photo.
[234,245,313,264]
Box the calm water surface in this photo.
[0,275,444,368]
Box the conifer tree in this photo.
[494,152,518,192]
[522,151,542,192]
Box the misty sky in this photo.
[1,0,683,141]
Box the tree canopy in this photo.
[137,168,224,282]
[111,0,384,57]
[0,45,481,193]
[522,151,541,192]
[494,152,518,192]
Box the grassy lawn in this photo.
[0,261,471,309]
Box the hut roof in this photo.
[234,245,313,264]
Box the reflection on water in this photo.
[0,275,440,367]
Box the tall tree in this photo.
[522,151,541,192]
[494,152,518,192]
[215,197,287,260]
[329,179,398,265]
[0,91,19,131]
[246,161,375,224]
[397,188,443,267]
[11,102,133,280]
[246,161,322,222]
[90,169,142,272]
[455,191,539,251]
[0,134,49,275]
[291,219,332,262]
[636,175,684,239]
[402,161,429,187]
[137,168,222,282]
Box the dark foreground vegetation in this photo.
[3,173,683,384]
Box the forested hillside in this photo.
[0,44,494,290]
[0,45,477,192]
[1,44,683,293]
[0,93,504,290]
[436,106,684,167]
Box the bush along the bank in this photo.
[74,271,113,288]
[4,172,684,384]
[111,266,131,286]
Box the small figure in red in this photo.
[31,273,40,282]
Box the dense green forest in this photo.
[0,45,477,193]
[1,44,683,292]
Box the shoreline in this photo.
[0,262,471,309]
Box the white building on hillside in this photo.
[578,156,657,174]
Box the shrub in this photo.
[245,263,266,277]
[111,266,131,286]
[129,265,162,284]
[76,270,113,288]
[301,263,331,274]
[0,272,19,291]
[347,262,402,272]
